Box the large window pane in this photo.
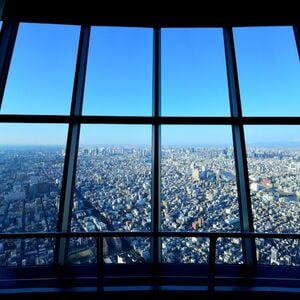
[0,238,56,266]
[256,238,300,266]
[68,237,150,265]
[162,237,209,263]
[216,238,243,264]
[1,23,80,115]
[161,126,240,263]
[0,123,67,266]
[162,29,230,116]
[245,125,300,266]
[161,125,239,232]
[69,125,151,264]
[82,27,153,116]
[245,125,300,234]
[234,26,300,116]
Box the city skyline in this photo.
[1,144,300,265]
[2,124,300,146]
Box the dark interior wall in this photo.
[2,1,300,27]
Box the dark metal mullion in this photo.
[293,26,300,60]
[1,231,300,239]
[79,116,233,125]
[55,25,90,265]
[0,21,18,109]
[0,114,71,123]
[208,236,216,291]
[151,27,161,287]
[0,0,6,19]
[223,27,256,268]
[5,114,300,125]
[96,237,104,294]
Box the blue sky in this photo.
[0,24,299,146]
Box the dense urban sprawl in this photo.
[0,146,300,266]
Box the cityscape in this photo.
[0,144,300,266]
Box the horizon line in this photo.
[1,142,300,148]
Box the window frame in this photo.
[0,18,300,290]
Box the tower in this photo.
[270,246,278,265]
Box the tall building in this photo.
[271,246,279,265]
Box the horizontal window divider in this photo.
[159,117,233,125]
[0,114,72,123]
[242,117,300,125]
[2,115,300,125]
[0,231,299,239]
[76,116,234,125]
[71,116,236,125]
[79,115,155,124]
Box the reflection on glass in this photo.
[83,27,153,116]
[69,125,151,264]
[0,123,67,266]
[162,238,209,263]
[1,23,79,115]
[256,238,300,266]
[162,28,230,116]
[215,238,243,264]
[234,26,300,116]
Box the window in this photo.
[245,125,300,265]
[0,123,68,266]
[162,28,230,116]
[70,124,152,264]
[0,20,300,277]
[234,27,300,116]
[83,27,153,116]
[1,23,79,115]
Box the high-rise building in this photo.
[271,246,279,265]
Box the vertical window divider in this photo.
[0,21,18,109]
[152,27,161,285]
[293,26,300,60]
[223,27,257,269]
[55,25,90,265]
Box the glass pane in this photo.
[0,238,55,266]
[68,237,96,264]
[105,237,150,264]
[216,238,243,264]
[67,237,150,265]
[68,238,96,264]
[234,26,300,116]
[162,28,230,116]
[0,123,67,265]
[69,125,151,263]
[161,125,239,232]
[162,237,209,263]
[245,125,300,234]
[1,23,80,115]
[82,27,153,116]
[256,238,300,266]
